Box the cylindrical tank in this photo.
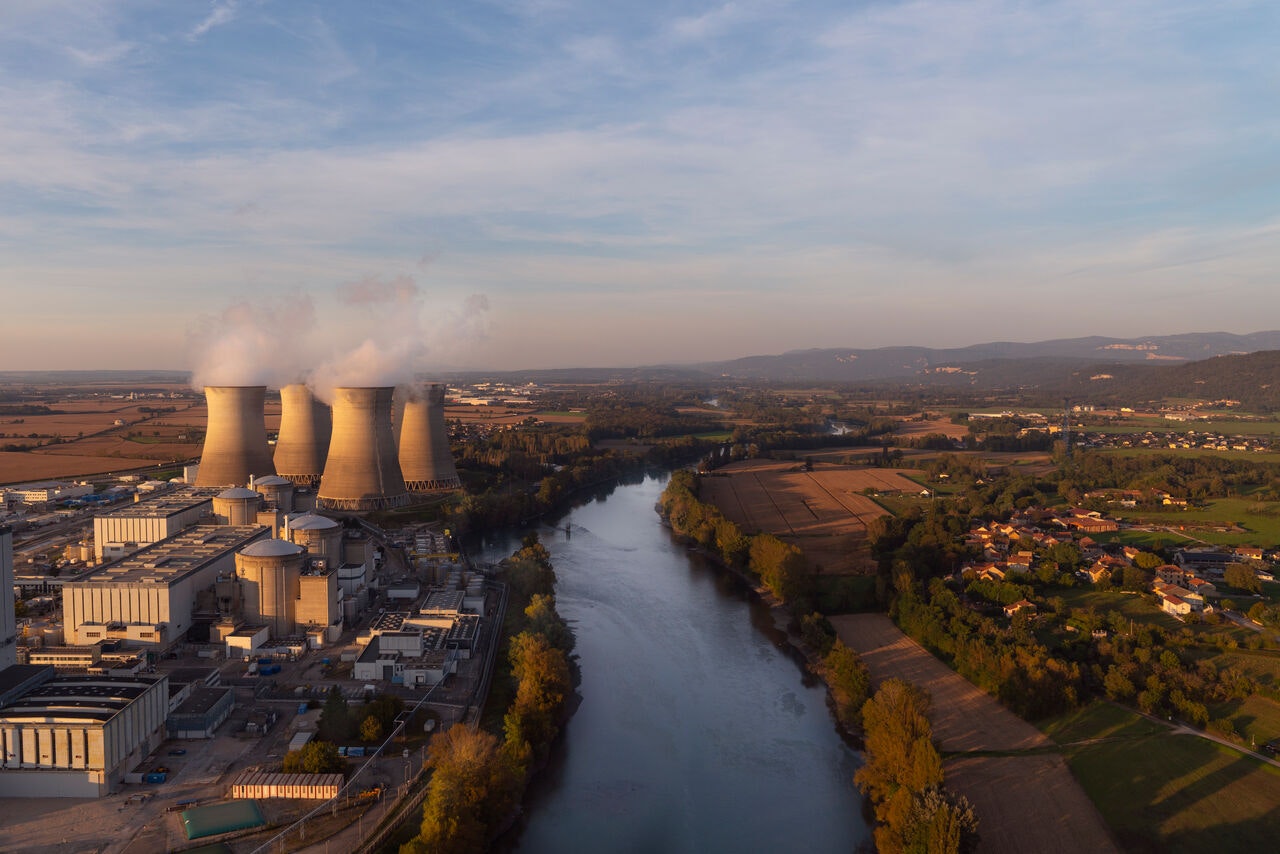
[285,513,344,570]
[399,383,462,491]
[214,487,262,525]
[42,625,64,646]
[274,384,332,486]
[253,475,296,514]
[235,539,305,639]
[195,387,277,487]
[317,387,408,511]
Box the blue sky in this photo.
[1,0,1278,374]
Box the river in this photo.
[481,473,869,853]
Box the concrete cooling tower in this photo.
[399,383,461,491]
[195,386,277,487]
[317,387,409,511]
[274,384,332,486]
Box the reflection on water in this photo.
[484,474,869,854]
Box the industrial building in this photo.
[1,526,15,670]
[92,486,221,561]
[64,525,270,648]
[0,666,170,797]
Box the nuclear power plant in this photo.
[399,383,462,491]
[193,382,460,513]
[194,386,277,487]
[273,383,331,486]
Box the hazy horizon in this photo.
[3,2,1277,374]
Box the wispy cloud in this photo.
[189,0,239,41]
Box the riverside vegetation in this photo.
[399,536,575,854]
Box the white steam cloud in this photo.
[188,273,490,399]
[187,293,317,390]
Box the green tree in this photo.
[905,788,980,854]
[856,679,944,854]
[319,686,352,742]
[1224,563,1262,594]
[1133,551,1164,571]
[524,594,575,653]
[282,741,344,774]
[824,641,870,728]
[403,727,521,854]
[360,714,384,743]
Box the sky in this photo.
[1,0,1278,374]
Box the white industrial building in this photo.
[92,486,221,561]
[65,525,269,649]
[4,481,93,506]
[0,666,170,797]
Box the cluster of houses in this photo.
[1075,428,1273,455]
[960,508,1275,623]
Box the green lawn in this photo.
[1055,588,1260,643]
[1099,447,1280,464]
[1209,694,1280,749]
[1110,418,1280,436]
[1040,702,1280,853]
[1117,497,1280,547]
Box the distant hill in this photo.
[1065,350,1280,412]
[691,331,1280,383]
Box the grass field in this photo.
[1112,418,1280,436]
[1099,447,1280,464]
[1040,702,1280,853]
[1118,498,1280,546]
[1055,588,1260,643]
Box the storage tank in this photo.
[274,384,332,486]
[42,625,64,646]
[235,539,305,639]
[317,387,408,511]
[253,475,296,514]
[195,386,277,487]
[214,487,263,526]
[398,383,461,491]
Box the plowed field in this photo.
[698,460,920,573]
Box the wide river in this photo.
[480,473,870,853]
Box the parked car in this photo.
[168,748,187,756]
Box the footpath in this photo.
[831,614,1121,854]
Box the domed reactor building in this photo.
[398,383,461,491]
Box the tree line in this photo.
[401,536,575,854]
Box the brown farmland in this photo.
[831,614,1120,854]
[698,459,921,574]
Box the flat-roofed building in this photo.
[0,668,169,797]
[92,486,221,561]
[65,525,269,648]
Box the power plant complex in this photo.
[0,382,477,799]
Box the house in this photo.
[1156,565,1192,586]
[1160,593,1192,617]
[1004,599,1037,618]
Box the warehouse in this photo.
[92,486,221,561]
[230,769,343,800]
[0,667,169,797]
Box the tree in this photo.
[319,686,352,742]
[1133,551,1164,571]
[360,714,384,743]
[404,726,522,854]
[856,679,944,853]
[825,641,870,728]
[1224,563,1262,594]
[905,788,980,854]
[524,594,575,653]
[282,740,344,774]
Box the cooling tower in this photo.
[274,384,332,486]
[317,387,409,511]
[195,386,277,487]
[399,383,462,491]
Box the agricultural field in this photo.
[1042,702,1280,854]
[699,459,918,573]
[1099,446,1280,464]
[1116,497,1280,547]
[893,415,969,441]
[1110,417,1280,436]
